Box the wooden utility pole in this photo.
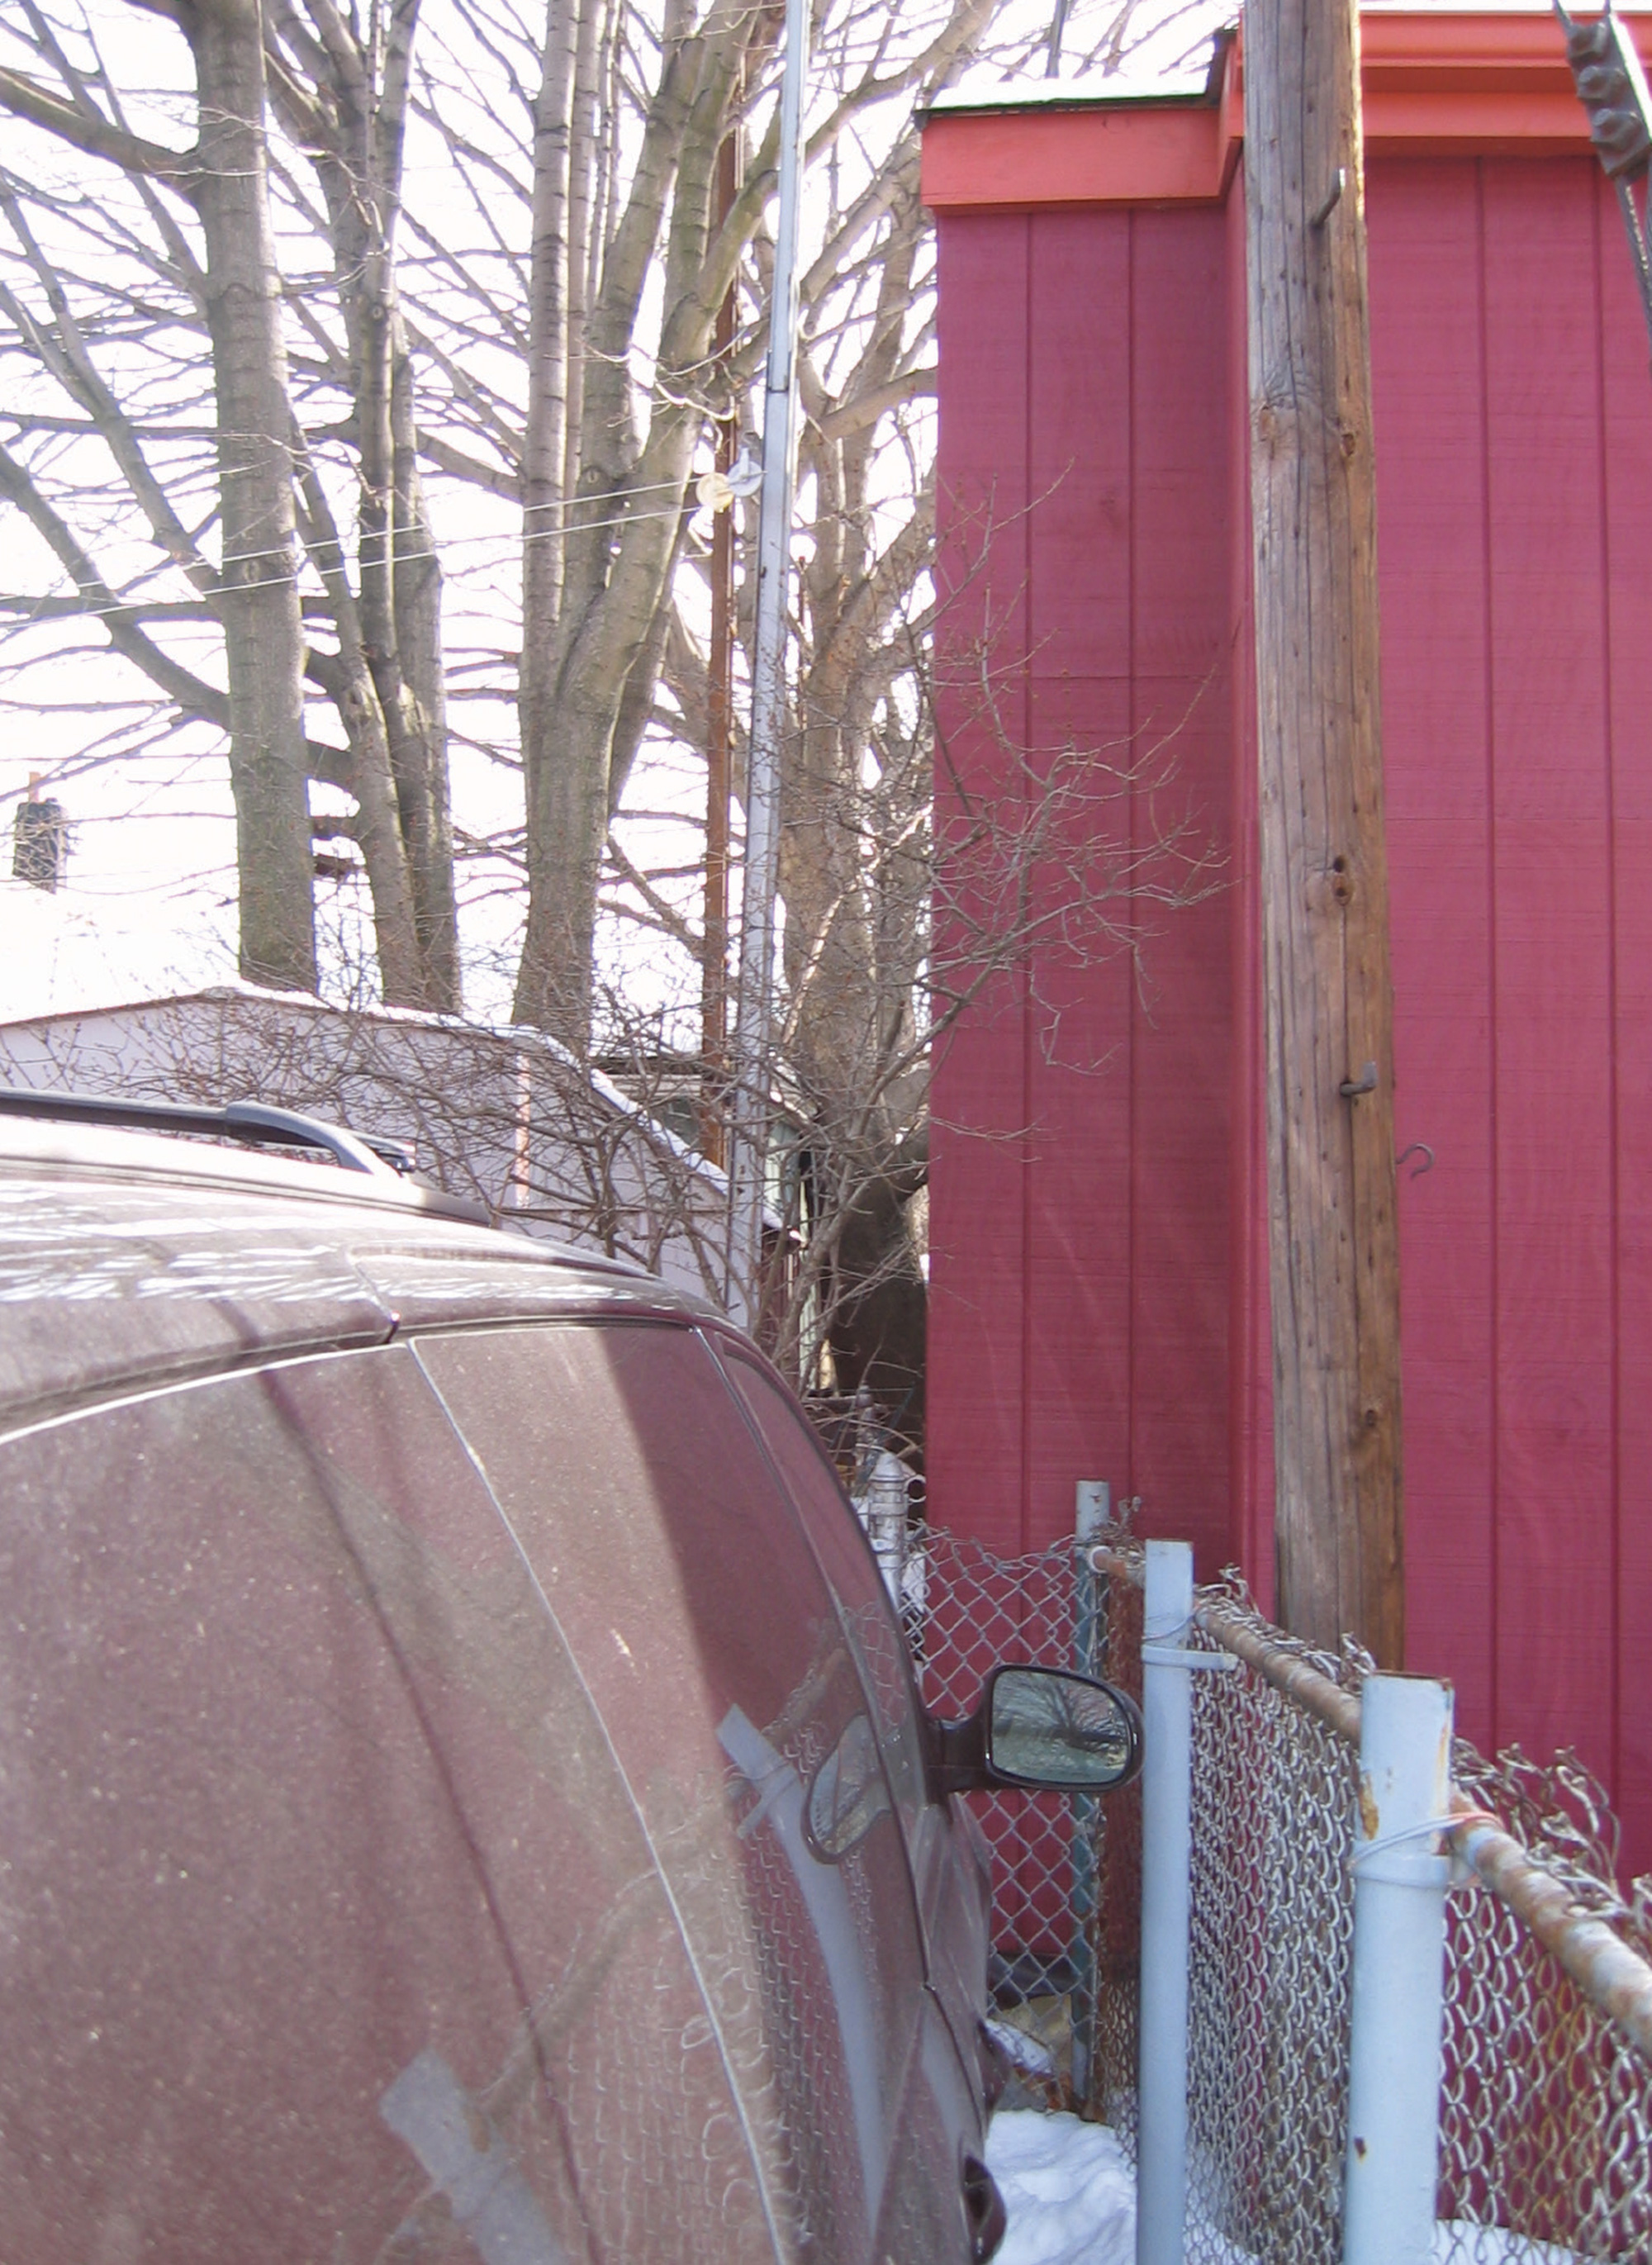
[1245,0,1404,1665]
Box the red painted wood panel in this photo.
[1224,174,1275,1612]
[1125,208,1233,1579]
[1599,165,1652,1873]
[1022,213,1136,1551]
[930,131,1652,1875]
[1366,158,1498,1748]
[931,213,1032,1555]
[1482,159,1616,1786]
[933,203,1237,1560]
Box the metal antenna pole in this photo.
[728,0,807,1330]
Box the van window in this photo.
[0,1346,773,2265]
[716,1346,932,1845]
[415,1320,930,2258]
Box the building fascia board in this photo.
[921,10,1652,211]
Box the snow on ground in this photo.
[1435,2230,1583,2263]
[986,2111,1588,2265]
[985,2113,1135,2265]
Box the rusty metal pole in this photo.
[1245,0,1405,1665]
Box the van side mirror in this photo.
[927,1665,1143,1798]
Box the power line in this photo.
[5,491,707,630]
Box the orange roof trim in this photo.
[921,11,1652,211]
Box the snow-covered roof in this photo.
[0,977,740,1203]
[928,3,1652,123]
[926,22,1232,116]
[927,55,1222,116]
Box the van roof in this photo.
[0,1118,714,1434]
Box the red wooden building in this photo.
[923,9,1652,1874]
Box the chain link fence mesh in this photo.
[1440,1744,1652,2262]
[904,1521,1652,2263]
[904,1528,1113,2103]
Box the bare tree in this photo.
[0,0,459,1008]
[263,0,459,1008]
[0,0,318,990]
[0,0,1226,1427]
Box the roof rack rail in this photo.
[0,1088,414,1179]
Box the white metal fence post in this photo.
[1343,1673,1455,2265]
[1137,1538,1194,2265]
[1070,1481,1111,2108]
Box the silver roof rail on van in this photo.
[0,1087,412,1178]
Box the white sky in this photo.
[0,0,1237,1033]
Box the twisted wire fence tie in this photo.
[1140,1609,1238,1670]
[1141,1609,1187,1643]
[1351,1807,1502,1887]
[1140,1642,1240,1671]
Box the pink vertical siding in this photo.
[1224,174,1275,1612]
[931,213,1032,1555]
[931,204,1234,1571]
[1123,208,1232,1576]
[1366,158,1500,1753]
[1601,164,1652,1876]
[1023,210,1136,1550]
[930,146,1652,1871]
[1480,159,1616,1783]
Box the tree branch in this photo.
[0,67,198,189]
[0,440,228,726]
[812,366,936,444]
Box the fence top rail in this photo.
[1086,1533,1652,2068]
[1194,1589,1365,1746]
[1447,1797,1652,2064]
[1089,1543,1365,1744]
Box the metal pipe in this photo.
[1099,1540,1652,2079]
[727,0,807,1327]
[1070,1481,1110,2109]
[1137,1539,1194,2265]
[1194,1592,1364,1745]
[1343,1674,1454,2265]
[1448,1793,1652,2065]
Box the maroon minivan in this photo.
[0,1099,1139,2264]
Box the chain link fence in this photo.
[905,1519,1652,2262]
[904,1527,1113,2103]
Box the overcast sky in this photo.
[0,0,1238,1035]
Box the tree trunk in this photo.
[514,15,742,1046]
[820,1164,927,1455]
[192,0,316,993]
[520,0,581,738]
[292,446,426,1006]
[262,0,457,1010]
[1246,0,1403,1664]
[392,337,459,1008]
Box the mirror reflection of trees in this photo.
[990,1669,1136,1787]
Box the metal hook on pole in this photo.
[1310,167,1346,228]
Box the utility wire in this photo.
[4,493,705,629]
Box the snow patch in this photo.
[1435,2228,1583,2264]
[987,2109,1588,2265]
[985,2111,1134,2265]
